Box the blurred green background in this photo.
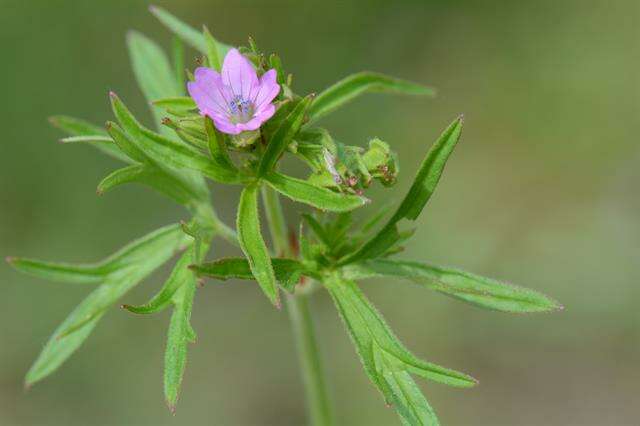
[1,0,638,425]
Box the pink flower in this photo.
[187,48,280,135]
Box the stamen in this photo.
[227,95,255,123]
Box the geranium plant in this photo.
[7,6,561,425]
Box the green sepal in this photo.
[204,116,238,174]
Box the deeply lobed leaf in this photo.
[324,274,474,424]
[342,259,562,313]
[127,30,181,133]
[21,224,189,386]
[123,241,204,315]
[308,71,435,123]
[149,6,231,55]
[110,93,245,184]
[340,116,463,264]
[164,264,198,412]
[50,115,129,162]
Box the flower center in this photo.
[228,95,255,124]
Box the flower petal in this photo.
[253,103,276,123]
[253,69,280,110]
[221,48,258,99]
[213,117,241,135]
[188,67,231,115]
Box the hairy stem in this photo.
[286,293,333,426]
[261,186,333,426]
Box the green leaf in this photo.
[127,31,180,106]
[105,121,149,164]
[342,259,562,313]
[123,235,209,315]
[308,71,435,123]
[373,349,440,426]
[325,274,476,386]
[164,263,197,412]
[150,5,206,51]
[110,93,244,184]
[105,121,209,204]
[97,164,198,205]
[153,96,196,111]
[50,115,106,136]
[49,115,129,162]
[340,117,463,264]
[325,274,474,424]
[149,6,231,55]
[264,171,367,212]
[392,117,463,221]
[258,95,314,176]
[191,257,306,292]
[172,36,186,92]
[203,26,222,71]
[23,224,189,386]
[127,31,181,136]
[121,245,193,315]
[301,213,331,246]
[8,223,188,284]
[6,258,107,284]
[237,184,280,307]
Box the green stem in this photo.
[261,186,333,426]
[286,293,333,426]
